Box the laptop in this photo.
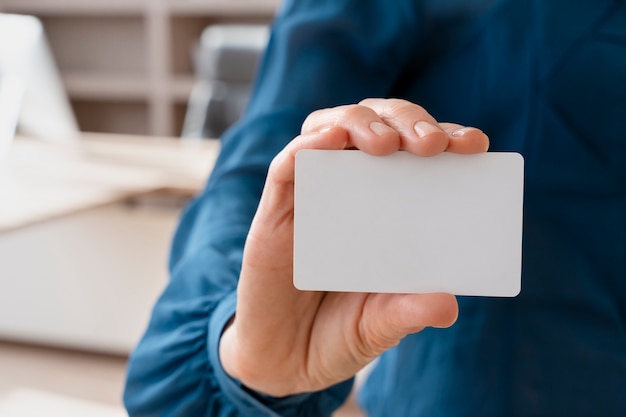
[0,14,78,160]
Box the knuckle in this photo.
[301,109,325,133]
[385,97,413,108]
[386,98,426,118]
[303,104,372,133]
[361,98,433,126]
[358,97,380,107]
[267,150,287,179]
[338,103,370,121]
[356,318,401,359]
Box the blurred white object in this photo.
[0,14,78,159]
[0,389,126,417]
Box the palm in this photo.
[225,206,455,396]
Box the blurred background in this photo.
[0,0,325,415]
[1,0,275,138]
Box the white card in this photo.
[294,150,524,297]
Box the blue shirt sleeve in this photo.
[124,0,422,415]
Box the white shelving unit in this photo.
[0,0,279,136]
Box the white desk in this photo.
[0,133,219,354]
[1,133,218,232]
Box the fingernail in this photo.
[414,121,440,138]
[370,121,394,136]
[452,127,472,137]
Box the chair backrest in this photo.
[182,24,269,139]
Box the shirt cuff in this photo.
[208,291,314,416]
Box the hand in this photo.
[219,99,489,397]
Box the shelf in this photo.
[0,0,278,17]
[170,76,196,103]
[63,73,150,101]
[72,100,150,136]
[43,16,147,74]
[3,0,278,137]
[167,0,279,17]
[0,0,147,16]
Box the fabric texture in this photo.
[124,0,626,415]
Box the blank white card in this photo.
[294,150,524,297]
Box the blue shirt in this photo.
[124,0,626,415]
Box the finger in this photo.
[392,293,459,330]
[247,128,348,231]
[440,122,490,154]
[359,293,458,356]
[268,127,349,186]
[359,98,449,156]
[302,104,400,156]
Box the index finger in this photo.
[302,104,401,156]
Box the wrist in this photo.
[219,322,303,398]
[219,318,241,381]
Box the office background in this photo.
[0,0,276,137]
[0,1,364,416]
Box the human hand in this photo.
[219,99,489,397]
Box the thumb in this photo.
[358,293,458,358]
